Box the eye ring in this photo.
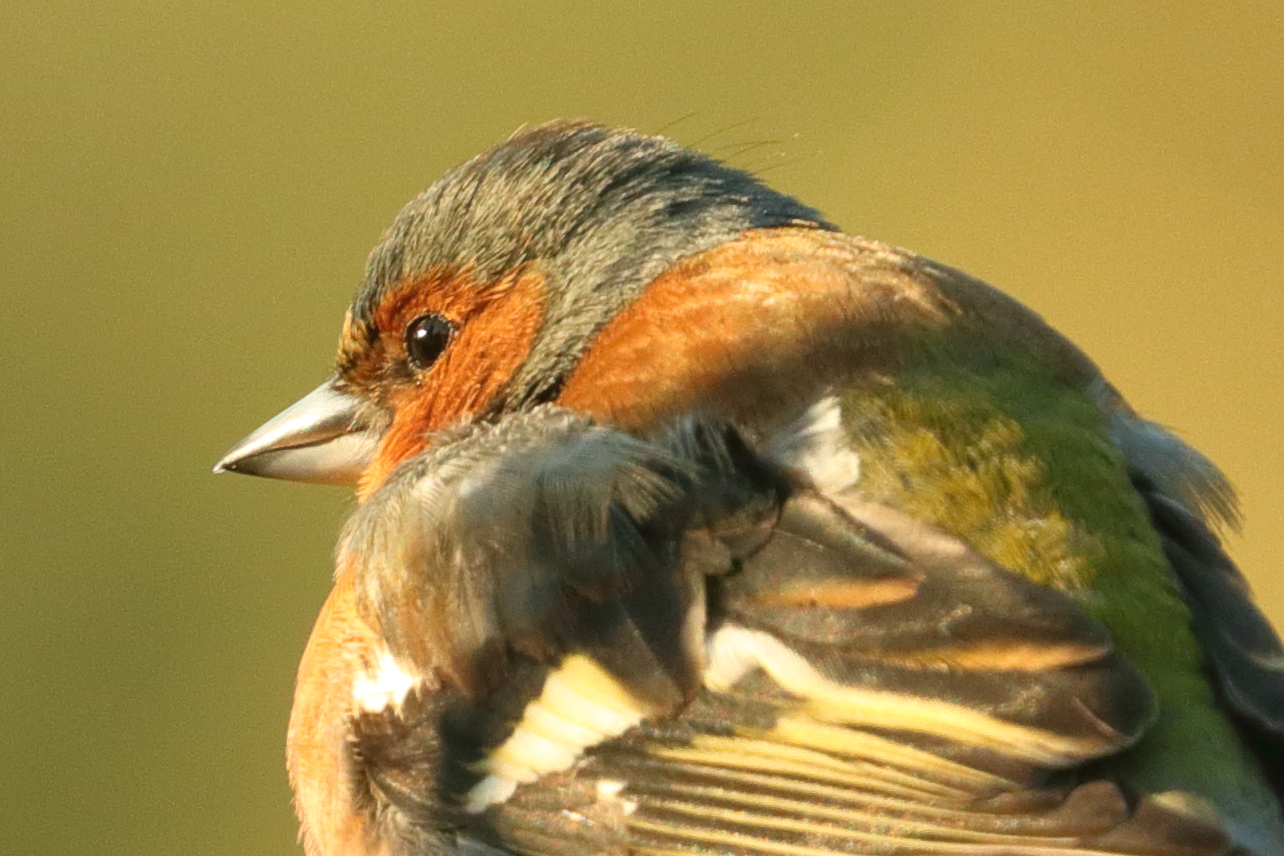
[404,314,456,370]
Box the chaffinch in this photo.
[217,121,1284,856]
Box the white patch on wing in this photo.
[596,778,637,814]
[351,648,421,713]
[766,395,860,494]
[465,653,653,814]
[703,623,772,693]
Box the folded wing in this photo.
[346,408,1244,856]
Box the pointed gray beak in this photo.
[214,379,380,486]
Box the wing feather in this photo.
[486,489,1233,856]
[345,410,1244,855]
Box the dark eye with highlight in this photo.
[404,314,455,370]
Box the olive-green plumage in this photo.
[840,341,1278,840]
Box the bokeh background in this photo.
[3,3,1281,855]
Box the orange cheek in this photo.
[358,271,546,498]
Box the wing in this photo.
[1133,471,1284,796]
[475,489,1246,856]
[346,410,1243,856]
[343,409,788,841]
[1112,413,1284,799]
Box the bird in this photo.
[215,120,1284,856]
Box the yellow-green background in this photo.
[3,3,1281,855]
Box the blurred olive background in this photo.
[3,3,1281,855]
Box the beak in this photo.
[214,379,380,486]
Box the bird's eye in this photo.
[404,314,456,370]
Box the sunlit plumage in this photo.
[217,121,1284,856]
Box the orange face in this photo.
[335,267,547,498]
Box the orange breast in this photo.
[287,571,384,856]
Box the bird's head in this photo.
[215,121,830,496]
